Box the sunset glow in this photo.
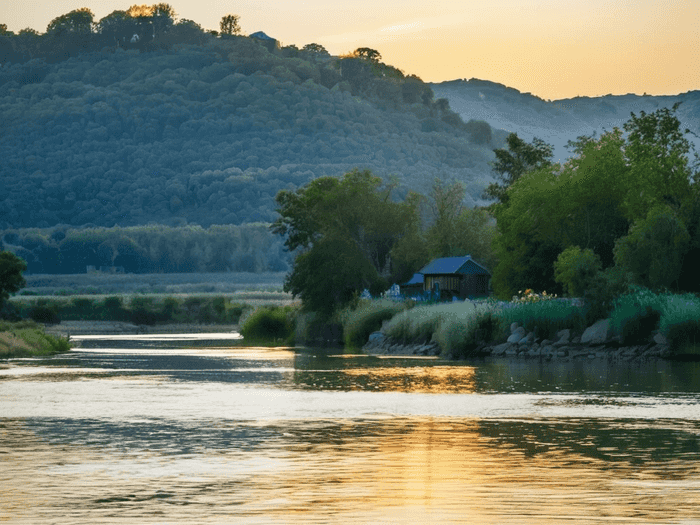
[1,0,698,100]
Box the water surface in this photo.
[1,334,699,524]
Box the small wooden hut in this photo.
[418,255,490,300]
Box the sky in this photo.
[1,0,698,100]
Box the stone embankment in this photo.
[363,318,674,361]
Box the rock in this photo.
[507,326,527,343]
[653,332,668,345]
[505,347,519,356]
[518,332,535,344]
[510,322,520,334]
[555,329,570,342]
[491,342,512,356]
[581,319,611,344]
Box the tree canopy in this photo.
[0,251,26,308]
[490,105,699,298]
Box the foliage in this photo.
[273,170,422,313]
[554,246,602,297]
[1,224,289,274]
[613,205,690,291]
[491,106,697,300]
[27,300,61,324]
[0,14,491,232]
[340,299,407,348]
[510,289,558,304]
[582,266,632,325]
[496,299,586,341]
[219,14,241,36]
[240,305,296,343]
[0,250,27,310]
[483,133,553,205]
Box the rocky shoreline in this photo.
[363,318,675,361]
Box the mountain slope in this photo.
[0,40,496,229]
[433,78,700,162]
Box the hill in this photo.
[0,34,498,230]
[432,78,700,162]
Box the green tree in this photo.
[621,103,695,223]
[483,133,553,206]
[553,246,602,298]
[219,14,241,36]
[0,251,27,310]
[271,169,421,312]
[613,205,690,291]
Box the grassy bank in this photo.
[351,287,700,358]
[0,321,71,358]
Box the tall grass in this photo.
[494,299,586,340]
[339,299,409,348]
[239,305,298,345]
[0,320,71,357]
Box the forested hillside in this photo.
[433,78,700,162]
[0,18,498,230]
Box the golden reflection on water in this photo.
[2,417,699,524]
[342,366,477,393]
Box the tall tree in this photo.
[0,251,26,311]
[483,133,554,206]
[219,14,241,36]
[271,169,421,312]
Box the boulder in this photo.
[553,329,570,347]
[580,319,610,344]
[507,326,527,343]
[518,332,535,344]
[510,322,520,334]
[653,332,668,345]
[368,331,385,343]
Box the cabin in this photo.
[399,273,424,297]
[418,255,490,300]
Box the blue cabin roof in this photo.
[419,255,489,276]
[402,273,424,286]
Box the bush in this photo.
[101,296,128,321]
[583,266,631,325]
[609,287,663,344]
[240,306,296,344]
[129,296,158,326]
[27,301,60,324]
[665,319,700,357]
[341,299,407,348]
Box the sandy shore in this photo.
[45,321,240,336]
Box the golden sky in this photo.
[2,0,698,100]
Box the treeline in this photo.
[0,5,498,229]
[0,224,291,274]
[489,105,700,303]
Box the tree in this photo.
[47,7,94,35]
[271,169,421,312]
[621,103,695,224]
[353,47,381,62]
[219,14,241,36]
[613,205,690,291]
[483,133,553,206]
[0,251,26,310]
[553,246,602,297]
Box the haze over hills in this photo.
[433,78,700,162]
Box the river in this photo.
[1,333,699,524]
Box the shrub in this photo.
[101,295,128,321]
[240,306,296,344]
[665,319,700,357]
[341,299,407,348]
[66,297,98,320]
[609,287,663,344]
[160,296,180,322]
[27,301,60,324]
[583,266,631,325]
[129,296,158,326]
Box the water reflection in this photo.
[1,340,700,524]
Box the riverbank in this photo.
[44,320,241,336]
[0,321,71,358]
[363,319,679,361]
